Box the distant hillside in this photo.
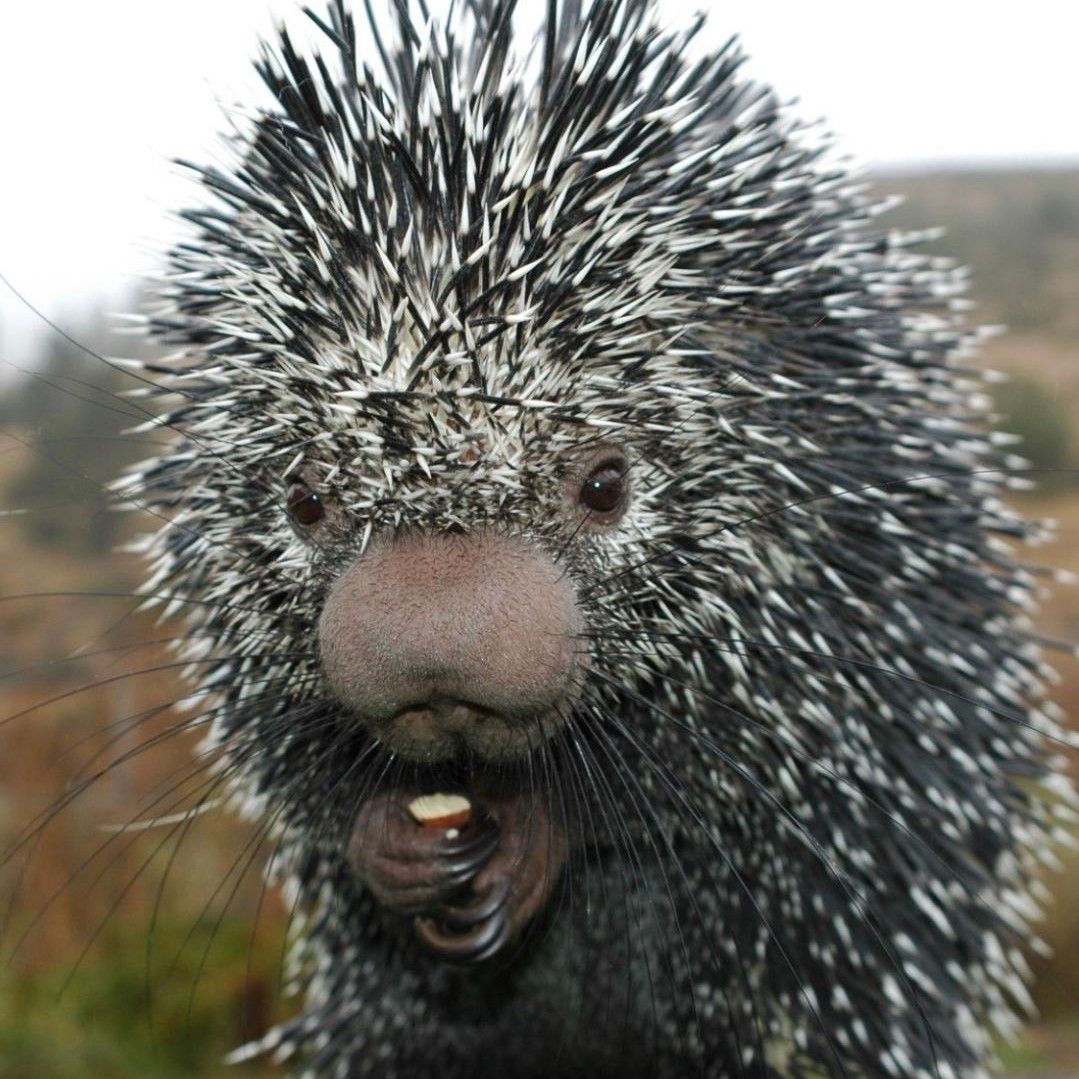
[877,167,1079,341]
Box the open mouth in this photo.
[369,697,567,762]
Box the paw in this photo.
[414,875,514,962]
[414,795,566,963]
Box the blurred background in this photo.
[0,2,1077,1076]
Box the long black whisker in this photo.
[580,700,764,1074]
[571,703,709,1072]
[591,667,943,1078]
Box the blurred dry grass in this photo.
[0,166,1076,1075]
[0,465,290,1075]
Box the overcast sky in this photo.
[1,1,1077,366]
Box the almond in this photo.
[407,793,473,830]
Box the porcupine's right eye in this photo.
[285,481,325,527]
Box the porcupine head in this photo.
[122,1,1068,1076]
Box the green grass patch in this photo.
[0,916,289,1079]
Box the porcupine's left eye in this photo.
[285,481,325,527]
[579,457,629,519]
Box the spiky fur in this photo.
[124,1,1071,1075]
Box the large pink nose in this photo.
[318,531,582,759]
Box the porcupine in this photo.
[118,0,1071,1076]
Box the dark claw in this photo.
[414,903,509,964]
[435,813,500,884]
[437,876,511,931]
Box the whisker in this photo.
[570,705,707,1071]
[581,701,766,1074]
[590,667,944,1078]
[0,650,319,733]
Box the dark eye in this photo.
[286,481,325,527]
[579,458,628,517]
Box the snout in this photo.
[318,531,582,760]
